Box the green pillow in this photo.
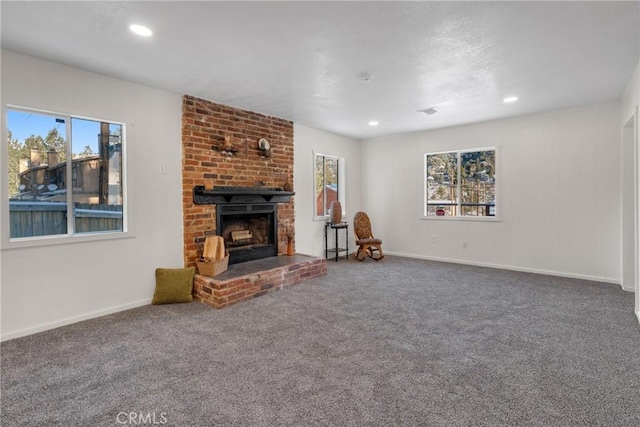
[152,267,195,305]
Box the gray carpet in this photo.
[2,256,639,426]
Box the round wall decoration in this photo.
[258,138,271,151]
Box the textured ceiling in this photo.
[1,1,639,139]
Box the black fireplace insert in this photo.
[193,186,294,265]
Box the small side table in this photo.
[325,222,349,262]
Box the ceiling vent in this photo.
[359,73,373,83]
[418,107,439,115]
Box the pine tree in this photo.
[7,130,22,195]
[6,127,68,196]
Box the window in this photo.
[425,148,496,218]
[6,108,125,239]
[314,152,342,218]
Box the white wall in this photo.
[0,50,184,340]
[361,102,622,283]
[622,118,636,292]
[620,60,639,316]
[293,124,361,257]
[621,62,639,125]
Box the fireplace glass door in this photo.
[217,204,277,264]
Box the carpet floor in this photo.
[2,256,639,426]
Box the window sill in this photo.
[421,216,502,222]
[1,231,135,250]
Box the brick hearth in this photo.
[193,255,327,309]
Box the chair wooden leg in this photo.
[355,244,384,261]
[370,245,384,261]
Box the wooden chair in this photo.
[353,211,384,261]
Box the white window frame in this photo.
[1,105,130,249]
[422,146,500,221]
[313,151,346,221]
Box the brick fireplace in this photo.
[181,95,295,267]
[182,95,326,308]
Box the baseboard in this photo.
[1,298,153,342]
[385,251,621,285]
[636,310,640,325]
[621,285,636,293]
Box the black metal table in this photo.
[325,222,349,261]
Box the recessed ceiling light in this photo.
[130,24,153,37]
[503,96,518,103]
[368,121,379,126]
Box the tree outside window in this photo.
[314,153,340,218]
[425,148,496,217]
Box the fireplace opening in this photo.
[216,203,277,265]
